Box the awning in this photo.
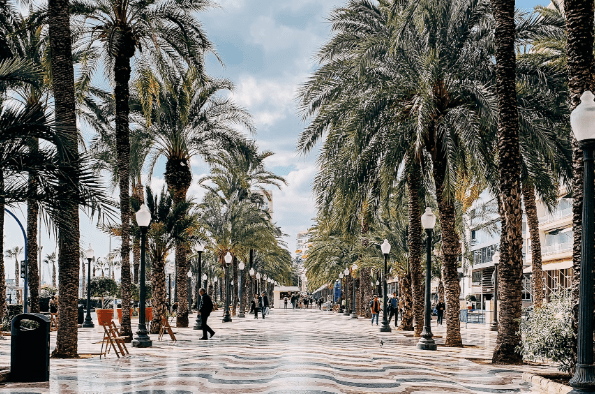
[523,260,572,273]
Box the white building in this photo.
[295,231,311,292]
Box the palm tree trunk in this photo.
[522,182,544,308]
[48,0,81,359]
[398,271,414,330]
[27,137,40,313]
[52,263,56,287]
[0,171,7,322]
[14,255,19,289]
[150,258,166,334]
[491,0,524,364]
[407,160,424,337]
[438,278,444,303]
[563,0,595,369]
[359,268,372,318]
[114,51,134,341]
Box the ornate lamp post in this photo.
[133,204,152,348]
[202,273,208,289]
[570,91,595,390]
[213,276,218,302]
[83,244,94,328]
[256,272,261,294]
[238,262,245,318]
[166,263,174,313]
[490,251,500,331]
[193,244,204,330]
[339,272,344,312]
[380,240,392,333]
[351,263,358,318]
[343,268,350,315]
[222,252,233,323]
[417,208,437,350]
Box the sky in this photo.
[3,0,547,285]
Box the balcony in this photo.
[539,208,572,225]
[542,241,572,256]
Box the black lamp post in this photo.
[132,204,152,348]
[351,263,358,318]
[83,244,94,328]
[490,251,500,332]
[380,240,392,333]
[193,245,204,330]
[339,273,344,312]
[222,252,233,323]
[238,261,245,318]
[569,91,595,390]
[166,263,173,313]
[343,268,350,315]
[417,208,437,350]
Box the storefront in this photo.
[273,286,301,309]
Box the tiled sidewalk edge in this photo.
[522,372,572,394]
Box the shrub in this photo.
[120,282,152,302]
[1,305,23,331]
[517,291,575,374]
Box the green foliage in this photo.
[40,285,58,298]
[1,304,23,331]
[518,292,575,374]
[89,277,118,299]
[127,282,152,302]
[465,295,476,302]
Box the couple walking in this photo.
[251,292,269,319]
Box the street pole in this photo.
[133,205,152,348]
[238,262,245,318]
[351,264,358,318]
[194,249,203,330]
[5,209,27,313]
[168,273,171,313]
[417,225,437,350]
[490,252,500,331]
[222,252,233,323]
[380,245,391,333]
[83,251,94,328]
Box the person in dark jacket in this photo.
[261,292,268,319]
[251,295,259,319]
[436,300,445,325]
[198,288,215,340]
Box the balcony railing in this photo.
[542,241,572,256]
[539,208,572,225]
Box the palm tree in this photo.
[44,253,57,288]
[141,69,254,327]
[72,0,217,338]
[5,246,23,302]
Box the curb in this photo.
[522,372,572,394]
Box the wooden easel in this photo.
[158,315,176,342]
[100,321,129,359]
[50,313,58,332]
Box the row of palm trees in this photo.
[0,0,291,357]
[299,0,590,366]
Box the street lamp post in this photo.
[132,204,152,348]
[83,245,94,328]
[339,272,344,313]
[166,264,173,313]
[193,245,204,330]
[343,268,350,315]
[256,272,261,295]
[380,240,392,333]
[351,263,358,318]
[570,91,595,390]
[202,273,208,289]
[490,251,500,332]
[417,208,437,350]
[238,262,245,318]
[222,252,233,323]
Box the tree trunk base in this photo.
[51,350,79,359]
[492,343,523,364]
[177,314,189,328]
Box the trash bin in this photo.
[11,313,50,382]
[78,305,84,325]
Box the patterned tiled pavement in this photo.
[0,308,556,393]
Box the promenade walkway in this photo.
[0,308,553,393]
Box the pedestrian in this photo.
[198,288,215,340]
[389,292,398,327]
[370,295,381,326]
[262,292,269,318]
[284,296,288,309]
[437,300,445,325]
[251,295,259,319]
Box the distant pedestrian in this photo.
[437,300,445,325]
[370,295,381,326]
[284,297,288,309]
[198,288,215,340]
[251,295,259,319]
[262,292,269,318]
[389,293,398,326]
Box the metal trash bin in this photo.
[11,313,50,382]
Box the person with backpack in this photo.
[388,292,398,326]
[370,295,381,325]
[198,288,215,340]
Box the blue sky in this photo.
[4,0,547,284]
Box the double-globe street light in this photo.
[222,252,233,323]
[570,91,595,390]
[193,244,205,330]
[350,263,358,319]
[490,251,500,332]
[83,244,95,328]
[133,204,152,348]
[417,208,437,350]
[380,240,392,332]
[238,262,245,318]
[339,272,344,312]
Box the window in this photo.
[472,271,482,284]
[472,244,498,266]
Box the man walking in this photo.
[198,288,215,340]
[436,300,445,325]
[262,292,269,318]
[284,296,288,309]
[388,292,398,327]
[370,295,381,326]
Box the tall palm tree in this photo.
[72,0,216,338]
[44,252,57,287]
[141,69,254,327]
[5,246,23,289]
